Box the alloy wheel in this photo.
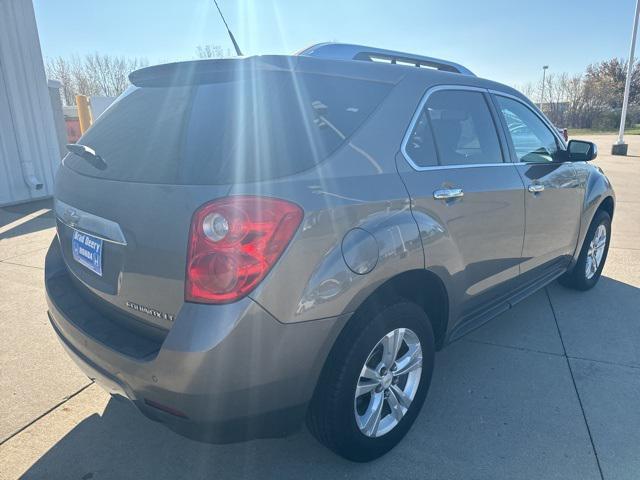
[354,328,423,438]
[585,224,607,280]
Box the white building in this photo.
[0,0,62,206]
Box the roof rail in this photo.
[297,43,475,76]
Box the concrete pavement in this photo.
[1,134,639,479]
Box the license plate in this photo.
[72,230,103,276]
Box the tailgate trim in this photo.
[55,198,127,245]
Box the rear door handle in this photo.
[433,188,464,200]
[528,184,545,193]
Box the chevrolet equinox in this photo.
[45,43,614,461]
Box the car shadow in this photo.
[21,397,360,479]
[18,276,640,480]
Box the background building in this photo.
[0,0,62,206]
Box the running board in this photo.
[446,266,566,344]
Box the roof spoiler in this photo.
[128,57,295,87]
[297,42,475,76]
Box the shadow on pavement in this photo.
[21,398,354,480]
[19,276,639,480]
[0,215,55,241]
[0,199,54,240]
[0,198,52,227]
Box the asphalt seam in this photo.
[567,355,640,371]
[463,338,564,358]
[0,246,49,264]
[545,287,605,480]
[0,259,44,270]
[464,337,640,371]
[0,381,94,446]
[609,246,640,252]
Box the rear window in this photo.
[66,71,392,184]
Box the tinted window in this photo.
[496,96,559,163]
[66,72,392,184]
[426,90,503,166]
[405,108,438,167]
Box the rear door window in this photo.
[426,90,503,166]
[66,72,392,184]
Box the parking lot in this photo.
[1,133,639,480]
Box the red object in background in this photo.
[66,118,81,143]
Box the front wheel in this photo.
[307,301,435,462]
[559,209,611,290]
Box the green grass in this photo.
[569,127,640,136]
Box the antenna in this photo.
[212,0,243,56]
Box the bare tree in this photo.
[512,58,640,129]
[71,54,99,99]
[45,53,148,105]
[46,57,76,105]
[539,73,568,125]
[196,44,224,59]
[83,53,147,97]
[514,82,536,99]
[562,74,588,128]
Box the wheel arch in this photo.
[346,269,450,350]
[598,195,615,220]
[572,167,615,268]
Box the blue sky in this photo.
[33,0,636,87]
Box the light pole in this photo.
[613,0,640,156]
[540,65,549,109]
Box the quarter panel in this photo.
[234,76,428,324]
[239,174,424,323]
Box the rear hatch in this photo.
[54,55,395,331]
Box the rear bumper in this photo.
[45,239,347,442]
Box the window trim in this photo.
[401,85,509,171]
[489,90,568,165]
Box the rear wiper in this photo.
[66,144,107,170]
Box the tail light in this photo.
[185,196,303,304]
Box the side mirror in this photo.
[567,140,597,162]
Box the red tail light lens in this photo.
[185,196,303,304]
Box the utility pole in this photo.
[540,65,549,109]
[613,0,640,156]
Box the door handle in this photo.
[433,188,464,200]
[528,184,545,193]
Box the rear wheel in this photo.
[307,301,435,462]
[559,209,611,290]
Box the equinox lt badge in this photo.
[126,301,176,322]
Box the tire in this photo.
[307,300,435,462]
[559,209,611,291]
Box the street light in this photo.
[613,0,640,156]
[540,65,549,108]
